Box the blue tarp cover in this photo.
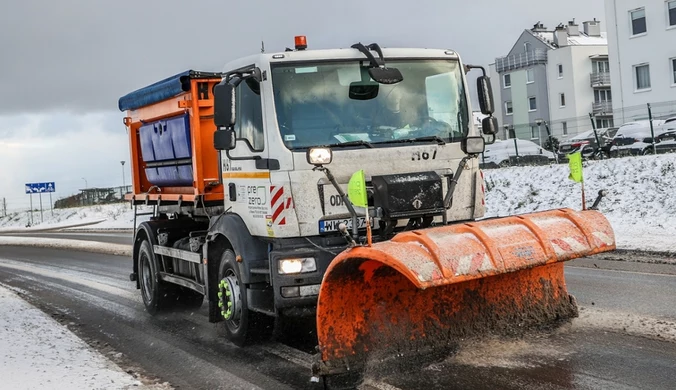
[118,70,223,112]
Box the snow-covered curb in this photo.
[0,236,132,257]
[0,219,107,234]
[0,285,148,390]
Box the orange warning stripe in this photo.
[222,172,270,179]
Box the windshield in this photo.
[270,59,469,150]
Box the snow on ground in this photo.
[0,285,151,390]
[0,203,150,232]
[483,153,676,253]
[1,153,674,253]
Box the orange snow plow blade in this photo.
[314,208,615,377]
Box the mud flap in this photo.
[314,208,615,378]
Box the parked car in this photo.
[652,130,676,154]
[609,120,668,156]
[557,127,618,160]
[480,139,555,168]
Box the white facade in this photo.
[546,43,611,137]
[605,0,676,123]
[493,20,613,144]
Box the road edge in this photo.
[0,236,132,257]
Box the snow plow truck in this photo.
[118,37,616,388]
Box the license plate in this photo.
[319,217,373,233]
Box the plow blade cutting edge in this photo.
[314,208,616,379]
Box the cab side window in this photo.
[236,78,264,151]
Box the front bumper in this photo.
[270,245,344,316]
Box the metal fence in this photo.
[484,100,676,169]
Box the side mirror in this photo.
[477,76,495,115]
[214,83,236,128]
[481,116,498,135]
[214,129,236,151]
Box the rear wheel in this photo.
[138,240,174,315]
[218,249,274,346]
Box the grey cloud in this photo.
[1,0,605,114]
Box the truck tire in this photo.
[217,249,274,346]
[138,240,174,315]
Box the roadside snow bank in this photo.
[0,236,132,257]
[0,285,147,390]
[483,154,676,253]
[0,203,152,232]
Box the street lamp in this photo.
[120,161,126,199]
[120,161,126,188]
[81,177,88,206]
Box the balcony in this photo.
[590,72,611,87]
[495,49,548,73]
[592,101,613,115]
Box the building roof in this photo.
[528,29,608,48]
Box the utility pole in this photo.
[2,197,6,217]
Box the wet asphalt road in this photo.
[0,244,675,389]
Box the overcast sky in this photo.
[0,0,606,211]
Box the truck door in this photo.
[221,76,271,237]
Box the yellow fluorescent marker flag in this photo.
[568,152,583,183]
[348,170,368,208]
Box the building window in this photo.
[593,60,610,73]
[560,93,566,107]
[597,118,614,128]
[557,64,563,78]
[528,96,537,111]
[671,58,676,84]
[562,122,568,136]
[634,64,651,90]
[503,73,511,88]
[630,8,647,35]
[595,89,612,102]
[668,1,676,27]
[526,68,535,84]
[505,101,513,115]
[531,125,539,139]
[524,42,532,52]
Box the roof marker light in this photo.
[295,36,307,50]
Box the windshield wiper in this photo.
[409,136,446,145]
[329,140,374,148]
[375,136,446,146]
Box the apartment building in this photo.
[605,0,676,123]
[491,20,613,145]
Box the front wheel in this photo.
[217,249,274,346]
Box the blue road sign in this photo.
[25,182,56,194]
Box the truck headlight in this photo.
[307,147,333,166]
[462,136,486,155]
[278,258,317,274]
